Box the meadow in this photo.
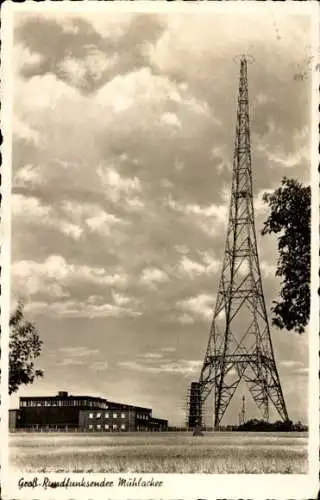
[10,431,308,474]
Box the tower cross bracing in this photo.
[193,57,289,430]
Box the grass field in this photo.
[10,431,308,474]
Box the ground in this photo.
[10,431,308,474]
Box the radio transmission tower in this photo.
[190,56,289,431]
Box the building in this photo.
[78,401,152,432]
[9,391,168,432]
[148,417,168,432]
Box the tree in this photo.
[262,177,311,334]
[8,301,43,395]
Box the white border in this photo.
[1,1,319,499]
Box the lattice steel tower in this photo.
[195,57,289,430]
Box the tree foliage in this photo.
[262,177,311,333]
[9,301,43,395]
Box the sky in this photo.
[9,7,313,426]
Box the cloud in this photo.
[166,195,228,237]
[97,165,141,203]
[141,352,163,359]
[119,358,202,376]
[13,119,44,147]
[140,267,170,288]
[12,255,128,299]
[160,347,176,353]
[260,261,276,279]
[177,313,195,325]
[25,299,142,319]
[292,367,309,376]
[112,291,132,306]
[177,293,215,321]
[15,14,166,93]
[255,122,309,172]
[12,194,50,218]
[178,251,220,278]
[57,346,100,357]
[58,358,84,366]
[253,189,274,213]
[161,112,181,129]
[267,148,309,169]
[254,92,274,107]
[281,360,304,368]
[90,361,110,372]
[12,194,84,241]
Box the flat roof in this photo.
[19,395,152,412]
[20,395,107,401]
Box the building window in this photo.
[113,424,117,430]
[89,413,94,419]
[121,413,126,419]
[113,413,117,419]
[121,424,126,430]
[89,424,93,430]
[105,424,109,430]
[105,412,109,418]
[96,412,101,418]
[97,424,101,430]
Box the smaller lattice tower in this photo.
[238,395,246,426]
[186,382,202,432]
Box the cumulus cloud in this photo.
[13,119,44,147]
[12,194,50,219]
[140,267,170,288]
[12,255,129,299]
[178,251,220,278]
[12,194,84,241]
[97,165,141,203]
[260,261,276,279]
[177,293,215,321]
[112,291,132,306]
[15,14,166,93]
[166,195,228,237]
[267,148,309,169]
[253,189,274,213]
[161,112,181,129]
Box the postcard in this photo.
[0,1,319,499]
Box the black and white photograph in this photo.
[1,2,319,499]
